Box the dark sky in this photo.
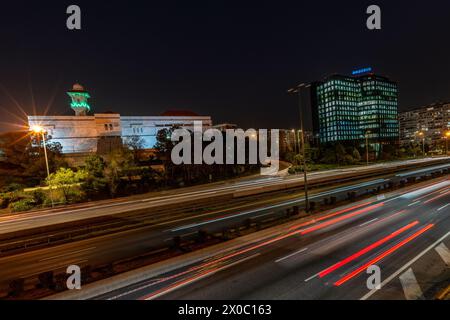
[1,0,450,132]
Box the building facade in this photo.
[27,84,212,154]
[399,102,450,146]
[311,71,398,146]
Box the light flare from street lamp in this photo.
[30,125,45,133]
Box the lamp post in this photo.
[418,131,425,157]
[30,125,54,207]
[288,83,310,212]
[444,131,450,155]
[365,130,371,166]
[291,129,297,154]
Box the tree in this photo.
[154,127,179,184]
[335,144,347,165]
[320,147,337,164]
[82,155,107,198]
[154,128,175,157]
[84,155,105,178]
[381,144,397,160]
[352,148,361,163]
[46,167,88,203]
[103,148,133,197]
[125,135,145,163]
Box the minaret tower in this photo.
[67,83,91,116]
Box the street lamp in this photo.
[291,129,297,154]
[30,125,54,207]
[288,83,310,212]
[444,131,450,156]
[365,130,371,166]
[417,131,425,157]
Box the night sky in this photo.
[1,0,450,132]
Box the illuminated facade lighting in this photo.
[311,72,399,144]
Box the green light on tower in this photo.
[67,83,91,116]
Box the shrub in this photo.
[2,183,24,193]
[0,193,11,209]
[11,199,36,212]
[31,190,46,205]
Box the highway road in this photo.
[0,174,416,283]
[0,161,449,291]
[93,177,450,300]
[0,157,447,236]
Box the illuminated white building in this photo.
[27,84,212,154]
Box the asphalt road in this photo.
[0,157,446,235]
[95,177,450,300]
[1,161,449,289]
[0,175,406,282]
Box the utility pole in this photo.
[365,130,371,166]
[31,126,54,207]
[288,83,310,212]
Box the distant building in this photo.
[212,123,238,131]
[27,84,213,154]
[399,102,450,146]
[311,70,398,149]
[278,129,315,157]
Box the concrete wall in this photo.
[28,114,213,154]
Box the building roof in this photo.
[160,110,200,117]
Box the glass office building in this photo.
[311,72,398,145]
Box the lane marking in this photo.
[107,278,169,300]
[335,224,434,286]
[319,221,419,278]
[249,211,275,220]
[289,201,374,231]
[423,189,450,204]
[275,248,308,263]
[398,180,450,199]
[359,218,379,227]
[38,247,96,262]
[399,268,423,300]
[299,203,384,235]
[361,231,450,300]
[437,204,450,211]
[19,259,88,278]
[304,272,320,282]
[435,243,450,266]
[170,180,388,232]
[408,201,421,207]
[141,253,261,300]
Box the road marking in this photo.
[408,201,421,207]
[399,268,423,300]
[304,272,319,282]
[169,179,388,232]
[275,248,308,263]
[319,221,419,279]
[435,243,450,266]
[142,253,261,300]
[361,231,450,300]
[399,180,450,199]
[107,278,168,300]
[359,218,379,227]
[437,203,450,211]
[38,247,96,262]
[20,259,88,278]
[335,224,434,287]
[252,211,275,219]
